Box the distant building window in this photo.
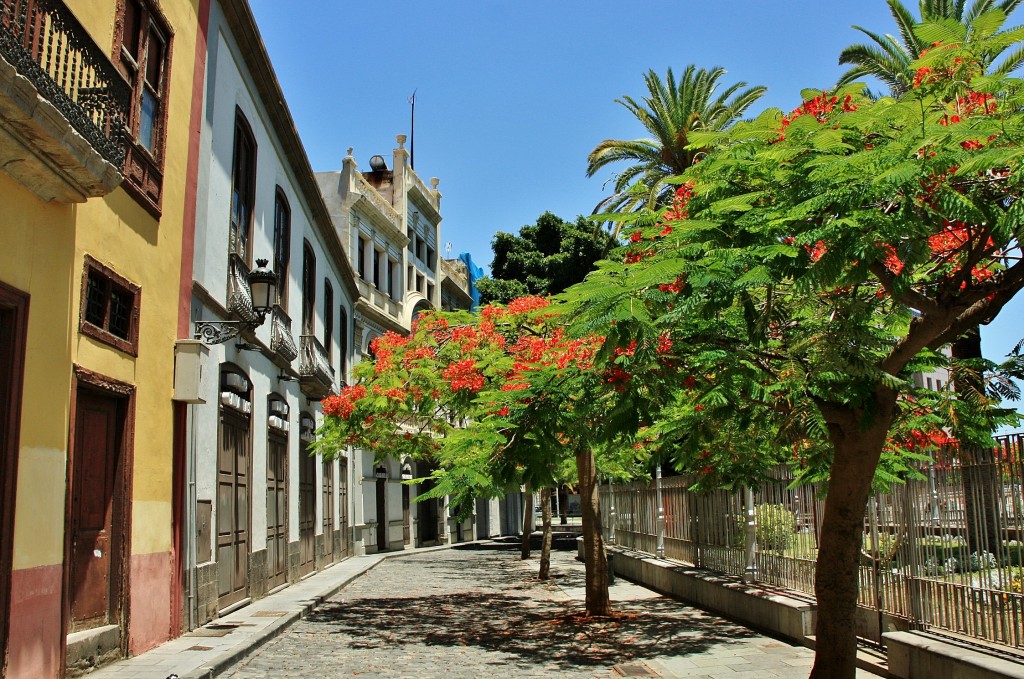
[229,112,257,262]
[427,282,435,302]
[273,189,291,307]
[80,255,141,355]
[115,0,172,216]
[389,260,399,300]
[426,247,435,272]
[373,249,382,290]
[357,237,368,280]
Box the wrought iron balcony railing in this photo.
[269,304,298,363]
[0,0,130,166]
[226,253,258,325]
[299,334,335,398]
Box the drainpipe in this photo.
[183,402,198,631]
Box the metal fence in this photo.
[602,432,1024,649]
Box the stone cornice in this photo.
[354,298,407,335]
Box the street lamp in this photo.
[401,463,413,481]
[193,258,277,345]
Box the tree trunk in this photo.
[810,401,894,679]
[576,446,611,616]
[539,487,553,579]
[953,327,1001,554]
[521,484,534,560]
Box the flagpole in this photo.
[409,89,417,170]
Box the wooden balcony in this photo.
[0,0,129,201]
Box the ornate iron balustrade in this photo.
[226,253,258,325]
[269,304,298,363]
[0,0,130,165]
[299,334,334,397]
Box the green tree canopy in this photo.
[476,212,615,305]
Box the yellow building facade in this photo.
[0,0,203,676]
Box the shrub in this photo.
[754,504,797,552]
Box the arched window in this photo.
[323,279,333,363]
[229,111,257,262]
[302,242,315,335]
[273,189,290,307]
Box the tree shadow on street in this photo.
[308,552,759,670]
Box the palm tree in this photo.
[587,66,765,221]
[838,0,1024,96]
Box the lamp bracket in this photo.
[194,320,252,346]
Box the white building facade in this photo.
[183,0,358,625]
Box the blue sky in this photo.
[248,0,1023,410]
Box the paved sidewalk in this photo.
[85,548,443,679]
[86,541,879,678]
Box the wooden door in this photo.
[217,411,250,609]
[0,287,27,671]
[338,459,350,558]
[376,478,386,551]
[321,460,334,564]
[69,389,123,631]
[266,432,287,589]
[297,442,315,577]
[402,484,411,545]
[417,476,438,545]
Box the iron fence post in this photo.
[655,464,665,559]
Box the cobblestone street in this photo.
[218,543,867,678]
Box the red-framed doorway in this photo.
[0,281,29,676]
[62,366,136,659]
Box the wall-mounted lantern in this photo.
[194,258,277,345]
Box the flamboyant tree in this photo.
[563,26,1024,678]
[315,297,646,616]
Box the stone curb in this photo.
[180,544,454,679]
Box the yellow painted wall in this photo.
[66,0,202,556]
[0,170,75,569]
